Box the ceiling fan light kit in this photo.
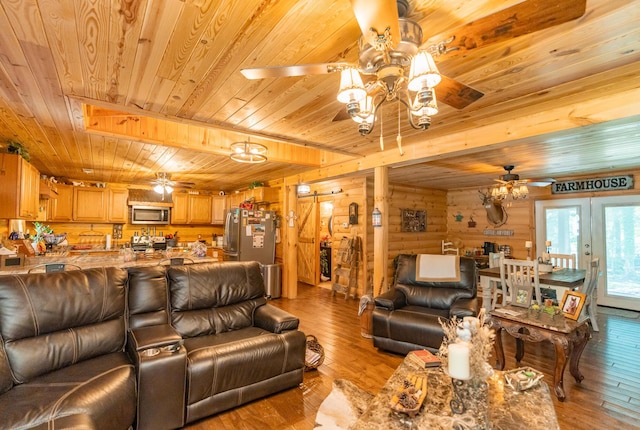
[336,17,443,136]
[230,140,268,164]
[491,165,529,201]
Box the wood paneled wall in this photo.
[366,178,448,295]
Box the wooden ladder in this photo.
[332,236,360,300]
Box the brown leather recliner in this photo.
[0,267,137,430]
[372,254,479,355]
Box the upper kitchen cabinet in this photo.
[73,187,107,222]
[172,192,212,224]
[108,189,129,223]
[211,196,226,224]
[0,153,40,219]
[246,187,279,203]
[49,183,74,222]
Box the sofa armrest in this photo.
[127,325,187,430]
[128,324,183,352]
[254,304,300,333]
[374,289,406,311]
[449,297,479,318]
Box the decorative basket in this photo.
[304,334,325,371]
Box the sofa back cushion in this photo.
[167,262,267,338]
[0,267,128,384]
[128,265,170,329]
[394,254,477,309]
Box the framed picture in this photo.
[511,284,532,307]
[560,290,587,320]
[401,209,426,232]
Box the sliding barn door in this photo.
[297,199,319,285]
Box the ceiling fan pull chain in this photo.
[379,112,384,151]
[397,102,403,156]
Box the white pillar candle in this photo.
[525,241,532,248]
[448,342,470,380]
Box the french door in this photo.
[536,196,640,311]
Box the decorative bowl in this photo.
[504,367,544,391]
[42,233,66,246]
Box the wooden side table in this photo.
[490,306,591,401]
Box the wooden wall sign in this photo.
[401,209,426,232]
[551,175,634,194]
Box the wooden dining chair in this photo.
[488,252,504,309]
[442,240,459,255]
[498,258,540,307]
[548,253,577,269]
[575,257,601,331]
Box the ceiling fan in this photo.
[491,165,556,200]
[149,172,195,200]
[241,0,586,135]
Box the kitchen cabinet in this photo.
[0,153,40,219]
[245,187,278,203]
[49,183,74,221]
[211,195,226,224]
[172,192,212,224]
[108,189,129,223]
[73,187,107,222]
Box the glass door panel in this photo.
[592,195,640,311]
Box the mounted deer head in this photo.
[479,190,508,227]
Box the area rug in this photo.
[314,379,374,429]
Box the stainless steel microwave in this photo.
[130,206,170,225]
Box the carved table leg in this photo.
[515,338,525,364]
[570,324,590,383]
[551,335,570,401]
[492,325,505,370]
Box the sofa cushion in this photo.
[0,352,136,430]
[184,328,306,406]
[168,262,267,338]
[0,267,128,383]
[128,265,170,329]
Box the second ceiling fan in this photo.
[241,0,586,135]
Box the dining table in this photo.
[478,266,586,311]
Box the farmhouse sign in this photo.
[551,175,634,194]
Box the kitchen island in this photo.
[0,251,219,275]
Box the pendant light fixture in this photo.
[230,138,267,163]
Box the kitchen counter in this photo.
[0,253,219,275]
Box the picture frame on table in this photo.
[560,290,587,320]
[512,284,532,307]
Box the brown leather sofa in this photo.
[372,254,479,355]
[0,267,137,430]
[0,261,305,430]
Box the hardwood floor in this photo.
[186,284,640,430]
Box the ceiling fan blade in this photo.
[527,178,556,187]
[435,75,484,110]
[350,0,400,48]
[425,0,587,60]
[241,63,350,80]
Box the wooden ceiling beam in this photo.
[286,87,640,184]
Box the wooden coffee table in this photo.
[490,306,591,401]
[352,355,559,429]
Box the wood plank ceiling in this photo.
[0,0,638,192]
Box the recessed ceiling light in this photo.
[82,168,94,174]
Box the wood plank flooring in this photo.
[185,284,640,430]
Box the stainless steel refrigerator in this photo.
[222,208,276,264]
